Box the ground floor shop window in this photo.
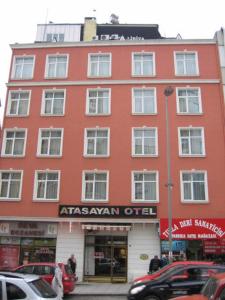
[20,238,56,264]
[84,234,127,282]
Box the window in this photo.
[88,53,111,77]
[180,171,208,202]
[84,128,109,156]
[86,89,110,115]
[41,89,65,115]
[132,53,155,76]
[37,129,63,157]
[132,88,157,114]
[45,54,68,78]
[6,282,26,300]
[177,88,202,114]
[11,56,34,79]
[0,171,22,200]
[7,90,30,116]
[34,171,60,201]
[132,171,158,202]
[175,52,199,76]
[132,128,158,156]
[1,129,27,157]
[46,33,64,42]
[82,171,108,201]
[179,127,205,156]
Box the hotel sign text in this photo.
[59,205,157,218]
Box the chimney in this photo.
[83,17,97,41]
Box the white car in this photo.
[0,272,61,300]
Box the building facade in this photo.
[1,20,225,282]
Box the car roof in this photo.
[0,271,40,282]
[170,261,214,266]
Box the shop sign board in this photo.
[0,222,58,238]
[160,218,225,240]
[59,205,157,218]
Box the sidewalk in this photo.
[71,282,131,296]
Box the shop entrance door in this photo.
[111,245,127,283]
[84,235,127,283]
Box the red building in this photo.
[0,19,225,282]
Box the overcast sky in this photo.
[1,0,225,124]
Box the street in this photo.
[65,295,127,300]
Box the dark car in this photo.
[175,271,225,300]
[13,262,76,294]
[128,264,225,300]
[133,261,214,284]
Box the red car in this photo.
[133,261,214,284]
[13,262,76,294]
[175,271,225,300]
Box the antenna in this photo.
[43,8,49,41]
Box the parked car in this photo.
[13,262,76,294]
[0,271,59,300]
[174,271,225,300]
[133,261,214,284]
[128,264,225,300]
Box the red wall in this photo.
[1,42,225,219]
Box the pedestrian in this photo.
[52,263,63,299]
[149,255,162,273]
[67,254,77,274]
[161,254,169,267]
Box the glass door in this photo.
[84,234,127,282]
[112,245,127,283]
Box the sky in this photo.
[0,0,225,124]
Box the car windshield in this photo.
[150,264,172,276]
[29,278,57,298]
[201,277,218,298]
[156,266,184,281]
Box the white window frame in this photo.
[178,127,205,157]
[86,88,111,115]
[174,51,199,76]
[132,52,155,77]
[45,54,69,78]
[88,53,112,77]
[180,170,208,203]
[11,55,35,80]
[1,128,27,157]
[46,33,64,42]
[84,128,110,157]
[132,171,159,203]
[132,87,157,114]
[82,170,109,202]
[0,170,23,201]
[41,89,66,116]
[132,127,158,157]
[33,170,60,201]
[37,128,63,157]
[176,87,202,114]
[6,90,31,117]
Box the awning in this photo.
[81,224,131,232]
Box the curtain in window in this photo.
[190,129,202,154]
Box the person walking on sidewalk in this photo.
[67,254,77,274]
[149,255,162,273]
[52,263,63,299]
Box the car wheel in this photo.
[144,295,160,300]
